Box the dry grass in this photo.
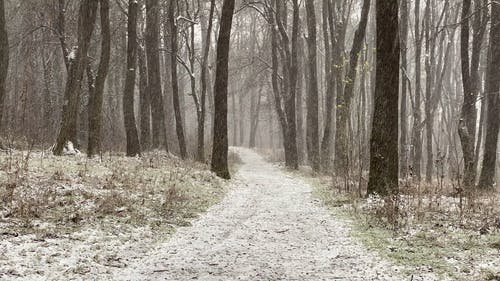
[287,166,500,281]
[0,149,227,237]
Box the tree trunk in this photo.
[53,0,98,155]
[458,0,476,188]
[305,0,320,172]
[411,0,423,180]
[336,0,371,176]
[87,0,111,157]
[286,0,299,170]
[478,0,500,188]
[320,0,336,171]
[367,0,399,196]
[169,0,187,159]
[399,0,409,178]
[139,40,151,150]
[424,0,433,182]
[211,0,235,179]
[198,0,215,162]
[146,0,167,151]
[123,0,141,157]
[249,83,263,148]
[0,0,8,130]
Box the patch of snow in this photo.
[63,141,80,156]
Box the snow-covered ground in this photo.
[2,148,486,280]
[116,148,429,281]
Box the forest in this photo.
[0,0,498,280]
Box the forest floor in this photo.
[0,149,229,280]
[0,147,497,280]
[115,148,429,281]
[288,165,500,281]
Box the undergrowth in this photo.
[0,149,228,238]
[289,168,500,281]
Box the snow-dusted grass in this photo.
[0,150,228,280]
[291,169,500,281]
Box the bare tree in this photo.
[0,0,8,129]
[336,0,371,177]
[367,0,399,196]
[169,0,187,159]
[123,0,141,157]
[305,0,320,172]
[53,0,98,155]
[87,0,111,157]
[211,0,236,179]
[198,0,216,162]
[478,0,500,188]
[399,0,409,178]
[411,0,423,181]
[146,0,168,151]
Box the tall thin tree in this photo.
[305,0,320,172]
[0,0,8,129]
[169,0,187,159]
[123,0,141,156]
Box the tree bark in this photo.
[305,0,320,172]
[400,0,409,178]
[0,0,8,130]
[458,0,476,188]
[478,0,500,188]
[53,0,98,155]
[87,0,111,157]
[367,0,399,196]
[211,0,235,179]
[320,0,336,171]
[146,0,167,151]
[169,0,187,159]
[411,0,423,180]
[123,0,141,157]
[336,0,371,177]
[139,40,151,150]
[198,0,216,162]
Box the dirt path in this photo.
[118,148,404,280]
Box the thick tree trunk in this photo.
[53,0,98,155]
[367,0,399,196]
[0,0,8,129]
[123,0,141,157]
[87,0,111,157]
[478,1,500,188]
[211,0,235,179]
[305,0,320,172]
[146,0,167,151]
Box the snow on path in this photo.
[118,148,402,281]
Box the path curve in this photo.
[118,148,401,280]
